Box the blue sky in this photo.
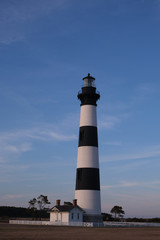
[0,0,160,218]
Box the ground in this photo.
[0,223,160,240]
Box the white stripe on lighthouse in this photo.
[80,105,97,127]
[77,146,99,168]
[75,190,101,215]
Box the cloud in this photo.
[137,83,155,94]
[28,128,77,141]
[101,144,160,162]
[99,112,131,130]
[131,82,157,105]
[0,0,69,44]
[0,126,77,143]
[3,194,26,199]
[101,182,137,190]
[0,177,10,183]
[0,125,77,163]
[102,180,160,190]
[0,132,33,161]
[0,143,32,153]
[103,141,121,146]
[0,163,30,171]
[0,157,4,163]
[99,116,120,129]
[48,131,76,141]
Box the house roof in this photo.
[49,205,84,213]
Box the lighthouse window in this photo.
[71,213,74,219]
[77,213,79,219]
[83,78,95,87]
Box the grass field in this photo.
[0,223,160,240]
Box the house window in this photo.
[71,213,74,219]
[77,213,79,220]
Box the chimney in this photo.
[73,199,77,206]
[56,199,60,206]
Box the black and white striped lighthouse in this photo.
[75,73,102,222]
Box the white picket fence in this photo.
[10,220,49,225]
[104,221,160,227]
[9,220,103,227]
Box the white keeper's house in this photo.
[49,199,84,224]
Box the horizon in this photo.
[0,0,160,219]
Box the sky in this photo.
[0,0,160,218]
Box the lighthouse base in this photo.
[83,214,103,223]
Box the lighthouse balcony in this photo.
[78,88,100,96]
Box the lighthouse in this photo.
[75,73,102,223]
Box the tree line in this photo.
[1,195,125,220]
[102,205,125,221]
[0,206,49,219]
[0,195,50,220]
[1,195,160,223]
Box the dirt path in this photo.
[0,223,160,240]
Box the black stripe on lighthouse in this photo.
[78,126,98,147]
[76,168,100,190]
